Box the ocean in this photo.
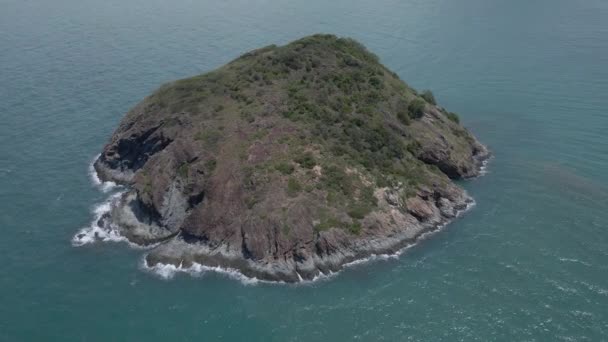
[1,0,607,340]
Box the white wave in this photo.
[478,156,492,176]
[88,154,118,192]
[73,154,145,247]
[72,193,156,249]
[142,258,263,285]
[142,255,347,286]
[344,253,397,268]
[577,280,608,296]
[547,279,579,294]
[309,270,334,283]
[558,257,592,267]
[71,192,128,246]
[571,310,594,318]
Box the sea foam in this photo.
[71,191,128,246]
[141,257,264,285]
[72,156,130,247]
[478,156,492,176]
[141,257,342,286]
[88,154,118,192]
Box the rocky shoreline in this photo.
[145,199,479,283]
[142,193,479,283]
[83,153,488,283]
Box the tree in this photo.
[421,90,436,105]
[408,99,426,119]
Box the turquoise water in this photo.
[2,0,608,340]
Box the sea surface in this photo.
[1,0,608,340]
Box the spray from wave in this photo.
[141,258,265,285]
[477,156,492,176]
[71,191,127,246]
[140,256,344,285]
[88,154,118,193]
[72,156,134,247]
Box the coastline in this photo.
[73,154,489,285]
[140,198,477,285]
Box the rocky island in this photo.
[91,34,488,282]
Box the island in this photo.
[92,34,489,282]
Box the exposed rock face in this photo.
[92,34,489,282]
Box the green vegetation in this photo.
[287,177,302,197]
[408,99,426,119]
[275,161,295,175]
[321,165,353,195]
[149,35,437,192]
[314,216,343,232]
[177,163,189,178]
[397,108,411,125]
[421,90,436,105]
[245,195,258,209]
[294,151,316,169]
[140,171,153,196]
[133,34,477,236]
[314,216,362,235]
[446,112,460,123]
[205,158,217,172]
[195,129,222,147]
[240,111,255,123]
[347,204,370,219]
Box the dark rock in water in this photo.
[93,34,489,282]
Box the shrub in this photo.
[244,196,258,209]
[406,141,422,155]
[275,162,295,175]
[240,111,255,123]
[397,108,410,125]
[360,185,378,207]
[287,177,302,197]
[368,76,383,89]
[313,216,362,235]
[347,204,370,219]
[275,50,302,70]
[342,55,360,67]
[408,99,426,119]
[314,216,342,232]
[347,221,362,235]
[194,129,222,146]
[294,151,316,169]
[177,163,189,178]
[421,90,436,105]
[205,158,217,172]
[446,112,460,123]
[322,165,353,196]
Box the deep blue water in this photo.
[1,0,608,340]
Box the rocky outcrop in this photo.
[88,34,489,282]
